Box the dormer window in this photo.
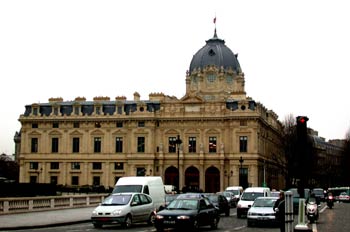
[74,106,80,115]
[32,107,38,116]
[95,106,101,115]
[208,49,215,56]
[53,107,59,116]
[207,74,216,83]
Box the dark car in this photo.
[154,194,220,231]
[164,194,178,207]
[205,193,230,216]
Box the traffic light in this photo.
[296,116,309,136]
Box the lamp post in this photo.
[239,156,244,187]
[175,135,182,190]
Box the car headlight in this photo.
[177,215,190,220]
[156,215,164,219]
[112,209,122,216]
[91,210,98,216]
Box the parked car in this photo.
[205,193,230,216]
[91,192,155,228]
[154,194,220,231]
[219,191,237,207]
[338,192,350,202]
[247,197,278,227]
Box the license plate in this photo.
[164,220,176,224]
[258,217,269,220]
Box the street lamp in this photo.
[239,156,244,187]
[175,135,182,190]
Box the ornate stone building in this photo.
[16,30,285,192]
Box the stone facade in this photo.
[16,32,285,192]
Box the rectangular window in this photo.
[93,176,100,186]
[33,108,38,116]
[53,122,59,128]
[71,162,80,170]
[137,137,145,153]
[116,121,123,128]
[73,122,79,128]
[30,162,38,170]
[92,162,102,170]
[189,137,196,153]
[114,162,124,170]
[72,176,79,185]
[209,136,217,153]
[32,123,38,128]
[240,136,248,152]
[72,137,80,153]
[31,138,38,153]
[50,176,58,185]
[115,137,123,153]
[50,162,59,170]
[51,138,59,153]
[168,137,176,153]
[138,121,145,127]
[94,137,102,153]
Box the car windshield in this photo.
[231,190,240,195]
[167,199,198,210]
[253,198,276,207]
[222,192,232,197]
[112,185,142,193]
[241,192,264,201]
[102,194,132,205]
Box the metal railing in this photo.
[0,194,108,214]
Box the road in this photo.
[6,202,350,232]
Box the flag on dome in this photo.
[213,17,216,24]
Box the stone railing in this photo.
[0,194,108,215]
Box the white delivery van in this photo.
[236,187,271,218]
[112,176,165,211]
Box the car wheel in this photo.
[148,212,156,225]
[225,208,230,216]
[156,227,164,232]
[123,215,132,228]
[237,212,241,218]
[211,217,219,229]
[93,223,102,228]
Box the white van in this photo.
[236,187,271,218]
[112,176,165,211]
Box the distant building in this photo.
[15,30,286,192]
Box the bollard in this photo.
[294,198,312,232]
[285,191,294,232]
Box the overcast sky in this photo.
[1,0,350,155]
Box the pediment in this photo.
[180,93,204,103]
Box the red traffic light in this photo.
[297,116,309,124]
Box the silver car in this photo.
[247,197,278,227]
[91,192,155,228]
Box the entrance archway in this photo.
[205,166,220,193]
[185,166,200,192]
[164,166,178,189]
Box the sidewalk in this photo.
[0,207,95,230]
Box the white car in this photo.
[91,192,156,228]
[247,197,278,227]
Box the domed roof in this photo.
[189,31,241,75]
